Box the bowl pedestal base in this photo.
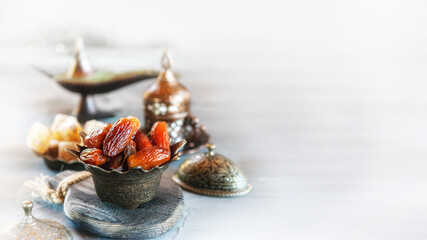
[49,170,184,239]
[72,94,115,122]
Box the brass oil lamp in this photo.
[42,38,158,122]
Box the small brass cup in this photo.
[66,140,186,209]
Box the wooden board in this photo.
[50,170,184,239]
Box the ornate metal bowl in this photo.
[43,156,85,172]
[66,140,186,209]
[32,150,85,172]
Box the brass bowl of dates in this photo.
[66,116,186,209]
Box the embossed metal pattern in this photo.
[87,164,167,209]
[172,175,252,197]
[9,200,73,240]
[145,100,189,118]
[181,116,210,154]
[173,144,252,197]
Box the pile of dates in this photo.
[79,116,171,171]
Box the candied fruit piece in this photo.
[50,114,83,142]
[103,116,141,157]
[83,120,107,133]
[45,139,59,158]
[84,127,108,148]
[26,122,52,154]
[80,148,107,166]
[58,141,79,162]
[133,130,152,150]
[150,121,170,149]
[127,146,171,170]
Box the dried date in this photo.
[127,146,171,170]
[150,121,170,149]
[103,116,141,157]
[80,148,107,166]
[83,127,107,148]
[133,130,152,150]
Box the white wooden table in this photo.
[1,16,427,238]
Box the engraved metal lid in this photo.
[9,200,73,239]
[173,144,252,197]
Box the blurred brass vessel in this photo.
[37,38,158,122]
[143,50,191,144]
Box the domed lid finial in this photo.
[67,37,94,78]
[207,143,216,156]
[161,48,174,70]
[22,200,33,217]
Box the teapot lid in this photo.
[9,200,73,239]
